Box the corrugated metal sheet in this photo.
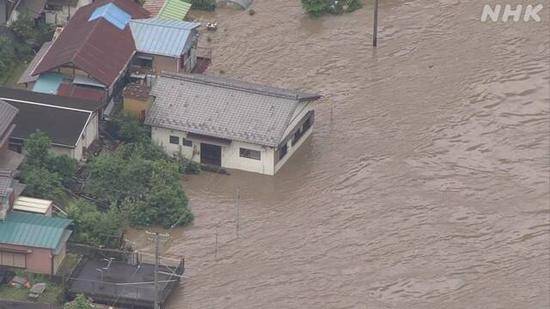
[89,3,131,30]
[32,73,64,95]
[0,211,72,249]
[13,196,53,215]
[129,18,200,58]
[33,0,150,88]
[158,0,191,21]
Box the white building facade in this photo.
[146,73,320,175]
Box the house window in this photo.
[278,144,288,161]
[292,127,303,146]
[303,115,313,132]
[135,56,153,69]
[240,148,261,160]
[0,251,26,268]
[182,138,193,147]
[169,136,179,144]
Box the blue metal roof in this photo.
[129,18,200,58]
[32,73,64,95]
[89,3,131,30]
[0,211,72,250]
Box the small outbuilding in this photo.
[145,73,321,175]
[0,211,72,275]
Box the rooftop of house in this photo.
[143,0,192,20]
[0,86,104,112]
[0,170,15,199]
[33,0,149,87]
[0,100,18,139]
[0,211,72,250]
[0,87,101,148]
[129,18,200,58]
[18,41,52,85]
[145,73,321,147]
[123,82,150,100]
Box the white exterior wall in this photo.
[152,127,276,175]
[49,112,98,161]
[274,101,315,173]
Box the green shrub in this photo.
[21,166,63,200]
[301,0,362,16]
[86,144,193,228]
[191,0,216,11]
[66,200,123,248]
[20,132,77,198]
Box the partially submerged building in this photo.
[0,87,103,161]
[129,18,201,74]
[30,0,150,99]
[145,73,321,175]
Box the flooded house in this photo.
[0,87,103,161]
[129,18,201,75]
[145,73,321,175]
[24,0,150,101]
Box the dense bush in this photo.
[9,11,54,45]
[190,0,216,11]
[64,294,94,309]
[20,132,77,200]
[86,140,193,228]
[66,200,122,248]
[301,0,362,16]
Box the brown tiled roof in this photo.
[58,83,107,103]
[18,41,52,84]
[33,0,149,88]
[143,0,165,15]
[123,82,150,100]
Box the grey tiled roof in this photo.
[0,100,18,137]
[145,73,320,147]
[0,170,14,198]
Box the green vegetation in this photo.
[1,11,53,84]
[9,11,54,44]
[190,0,216,11]
[64,294,94,309]
[86,142,193,228]
[67,200,123,248]
[301,0,362,16]
[20,132,77,201]
[0,272,63,304]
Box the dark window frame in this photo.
[169,135,180,145]
[239,148,261,160]
[182,138,193,147]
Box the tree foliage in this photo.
[64,294,94,309]
[66,200,122,248]
[9,11,54,44]
[87,141,193,228]
[20,132,77,200]
[301,0,362,16]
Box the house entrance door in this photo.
[200,143,222,166]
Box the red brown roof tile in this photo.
[33,0,150,88]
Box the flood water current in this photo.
[127,0,550,308]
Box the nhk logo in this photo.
[481,3,544,22]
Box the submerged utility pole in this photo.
[373,0,379,47]
[235,188,240,238]
[146,231,169,309]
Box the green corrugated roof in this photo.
[158,0,192,21]
[0,211,72,249]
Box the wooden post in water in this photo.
[373,0,379,47]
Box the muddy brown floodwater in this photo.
[126,0,550,308]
